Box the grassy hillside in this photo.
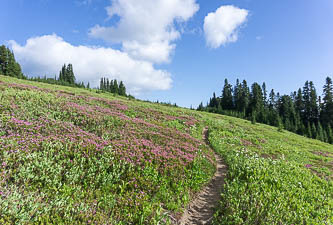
[0,75,332,224]
[206,116,333,224]
[0,76,215,224]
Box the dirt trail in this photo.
[177,128,227,225]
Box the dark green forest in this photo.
[198,78,333,144]
[0,45,25,79]
[99,77,127,96]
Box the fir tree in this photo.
[106,79,110,92]
[118,81,126,96]
[321,77,333,128]
[113,80,119,94]
[221,79,233,110]
[249,83,264,121]
[0,45,24,78]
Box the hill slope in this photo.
[0,75,332,224]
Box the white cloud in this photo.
[204,5,248,48]
[89,0,199,63]
[9,34,172,95]
[256,36,263,41]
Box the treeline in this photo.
[0,45,25,79]
[99,78,126,96]
[30,64,88,88]
[0,45,129,96]
[198,77,333,144]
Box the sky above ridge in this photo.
[1,0,333,107]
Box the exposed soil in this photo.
[177,128,227,225]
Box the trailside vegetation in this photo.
[199,77,333,144]
[0,76,215,224]
[207,116,332,225]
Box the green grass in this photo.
[0,75,332,224]
[205,115,333,224]
[0,75,215,224]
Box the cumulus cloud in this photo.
[204,5,248,48]
[9,34,172,95]
[89,0,199,63]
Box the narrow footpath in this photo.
[178,128,227,225]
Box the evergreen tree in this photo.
[221,79,233,110]
[113,80,119,95]
[100,78,104,90]
[302,81,311,124]
[60,64,67,82]
[239,80,250,114]
[278,95,297,132]
[110,80,114,93]
[0,45,8,75]
[106,79,110,92]
[269,89,275,109]
[0,45,24,78]
[262,82,268,106]
[66,64,75,84]
[234,79,242,111]
[309,81,319,123]
[321,77,333,128]
[119,81,126,96]
[249,83,264,121]
[209,92,219,108]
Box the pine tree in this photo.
[197,102,204,111]
[279,95,297,132]
[321,77,333,128]
[234,79,242,111]
[0,45,24,78]
[0,45,8,75]
[249,83,264,122]
[100,78,104,90]
[113,80,119,94]
[302,81,311,124]
[262,82,268,106]
[61,64,67,82]
[106,79,110,92]
[118,81,126,96]
[110,80,115,93]
[221,79,233,110]
[209,92,218,108]
[66,64,75,84]
[295,88,303,114]
[309,81,319,123]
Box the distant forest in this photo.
[198,77,333,144]
[0,45,128,96]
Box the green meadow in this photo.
[0,75,332,224]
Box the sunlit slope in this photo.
[0,75,215,224]
[205,114,333,224]
[0,75,332,224]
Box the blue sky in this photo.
[1,0,333,108]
